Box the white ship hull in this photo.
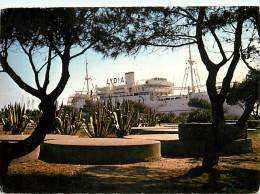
[103,92,243,116]
[68,64,243,116]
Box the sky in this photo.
[0,1,259,109]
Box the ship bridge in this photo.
[145,77,174,87]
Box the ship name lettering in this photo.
[107,77,124,84]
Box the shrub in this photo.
[187,108,212,123]
[113,100,135,137]
[54,106,82,135]
[224,113,240,120]
[176,112,189,123]
[83,99,116,138]
[188,97,211,109]
[1,103,30,134]
[26,109,42,128]
[156,112,176,123]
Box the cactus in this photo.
[113,100,135,138]
[83,100,114,138]
[1,103,29,134]
[54,106,82,135]
[146,108,157,126]
[131,110,141,127]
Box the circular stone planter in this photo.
[0,135,40,163]
[124,134,179,157]
[39,138,161,165]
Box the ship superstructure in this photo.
[94,71,210,115]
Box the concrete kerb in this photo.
[0,135,40,163]
[40,138,161,164]
[131,126,179,134]
[0,134,78,163]
[0,134,161,165]
[124,134,179,157]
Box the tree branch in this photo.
[37,53,58,74]
[240,46,257,72]
[178,7,197,22]
[0,54,40,98]
[196,7,216,72]
[43,32,54,92]
[18,40,42,90]
[50,42,63,58]
[220,8,244,99]
[49,35,71,101]
[205,16,227,68]
[70,43,94,60]
[142,41,197,48]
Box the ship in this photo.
[68,52,243,116]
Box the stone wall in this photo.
[179,123,247,141]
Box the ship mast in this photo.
[85,58,91,100]
[180,38,201,95]
[188,43,196,93]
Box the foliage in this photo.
[81,99,96,121]
[156,112,176,123]
[177,112,190,123]
[145,108,157,126]
[1,104,30,134]
[224,113,240,121]
[180,98,213,123]
[113,100,135,137]
[186,108,212,123]
[227,70,260,119]
[130,100,149,113]
[25,109,42,128]
[62,105,73,113]
[82,100,115,138]
[54,106,82,135]
[188,98,211,110]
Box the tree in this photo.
[0,8,109,182]
[227,70,260,120]
[188,97,211,110]
[94,6,259,169]
[187,98,212,123]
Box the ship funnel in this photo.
[125,72,135,91]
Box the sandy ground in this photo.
[3,131,260,193]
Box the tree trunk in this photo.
[237,78,259,129]
[0,101,56,186]
[202,99,225,170]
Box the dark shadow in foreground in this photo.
[3,166,260,193]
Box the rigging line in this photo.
[81,80,86,96]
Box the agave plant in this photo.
[1,103,30,134]
[146,108,157,126]
[54,107,82,135]
[113,100,135,138]
[83,100,114,138]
